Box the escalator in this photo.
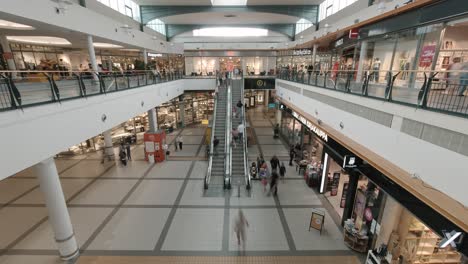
[230,77,251,191]
[204,81,229,195]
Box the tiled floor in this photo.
[0,120,358,263]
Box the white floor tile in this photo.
[230,182,275,206]
[190,161,208,179]
[88,208,170,250]
[229,209,289,251]
[0,179,38,204]
[0,255,64,264]
[13,208,112,250]
[168,145,199,156]
[277,181,322,206]
[162,208,223,251]
[283,208,348,250]
[179,180,224,206]
[59,160,114,178]
[0,207,47,249]
[69,179,137,205]
[125,180,183,205]
[13,178,93,204]
[146,161,192,179]
[101,161,151,178]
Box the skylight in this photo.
[0,19,34,30]
[6,36,70,45]
[193,27,267,37]
[211,0,247,6]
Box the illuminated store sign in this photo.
[147,52,163,57]
[293,49,311,56]
[291,111,328,142]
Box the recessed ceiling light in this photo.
[0,19,35,30]
[211,0,247,6]
[120,48,140,52]
[93,42,123,48]
[6,36,70,45]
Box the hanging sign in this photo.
[293,49,312,56]
[291,111,328,142]
[349,28,359,39]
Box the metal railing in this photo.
[226,84,232,189]
[277,69,468,118]
[240,75,251,190]
[0,70,184,111]
[204,91,218,189]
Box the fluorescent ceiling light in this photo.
[0,19,35,30]
[193,27,267,37]
[93,42,123,48]
[120,48,141,52]
[211,0,247,5]
[6,36,70,45]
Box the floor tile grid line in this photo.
[2,249,354,257]
[2,204,324,209]
[251,110,297,251]
[79,162,157,251]
[1,162,117,256]
[153,128,207,252]
[222,190,230,252]
[0,157,90,210]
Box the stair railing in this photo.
[204,87,219,189]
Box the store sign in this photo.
[343,155,362,168]
[439,230,463,248]
[335,38,344,47]
[349,28,359,39]
[293,49,311,56]
[244,78,275,90]
[291,111,328,142]
[419,45,436,67]
[147,52,163,57]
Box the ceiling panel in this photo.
[161,12,299,24]
[136,0,320,5]
[136,0,212,5]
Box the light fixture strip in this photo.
[320,153,329,193]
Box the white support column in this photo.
[356,41,368,81]
[312,44,318,65]
[148,108,157,132]
[0,35,17,74]
[143,49,148,65]
[103,129,114,159]
[87,35,98,80]
[275,106,282,126]
[179,101,185,128]
[33,158,79,260]
[264,90,270,106]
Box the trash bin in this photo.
[148,154,155,164]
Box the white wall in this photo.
[183,78,217,91]
[0,0,183,54]
[276,80,468,206]
[0,80,184,180]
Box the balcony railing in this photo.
[0,70,184,111]
[277,69,468,118]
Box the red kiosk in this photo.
[144,130,166,163]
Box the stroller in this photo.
[250,162,257,179]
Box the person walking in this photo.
[237,122,245,142]
[289,145,296,166]
[174,139,178,152]
[273,124,279,138]
[213,136,220,156]
[458,62,468,96]
[234,210,249,251]
[177,135,183,150]
[236,100,243,119]
[269,170,279,196]
[270,155,280,171]
[125,142,131,161]
[119,148,127,166]
[279,162,286,183]
[231,128,239,148]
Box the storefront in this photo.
[278,102,467,260]
[156,91,214,131]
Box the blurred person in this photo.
[234,210,249,251]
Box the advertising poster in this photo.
[419,45,436,67]
[340,182,349,208]
[330,172,340,196]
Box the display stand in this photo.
[344,226,369,253]
[144,130,166,163]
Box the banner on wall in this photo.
[419,45,436,67]
[244,78,275,89]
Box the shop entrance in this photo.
[219,57,241,72]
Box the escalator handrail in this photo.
[240,75,251,189]
[204,86,218,189]
[225,84,232,188]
